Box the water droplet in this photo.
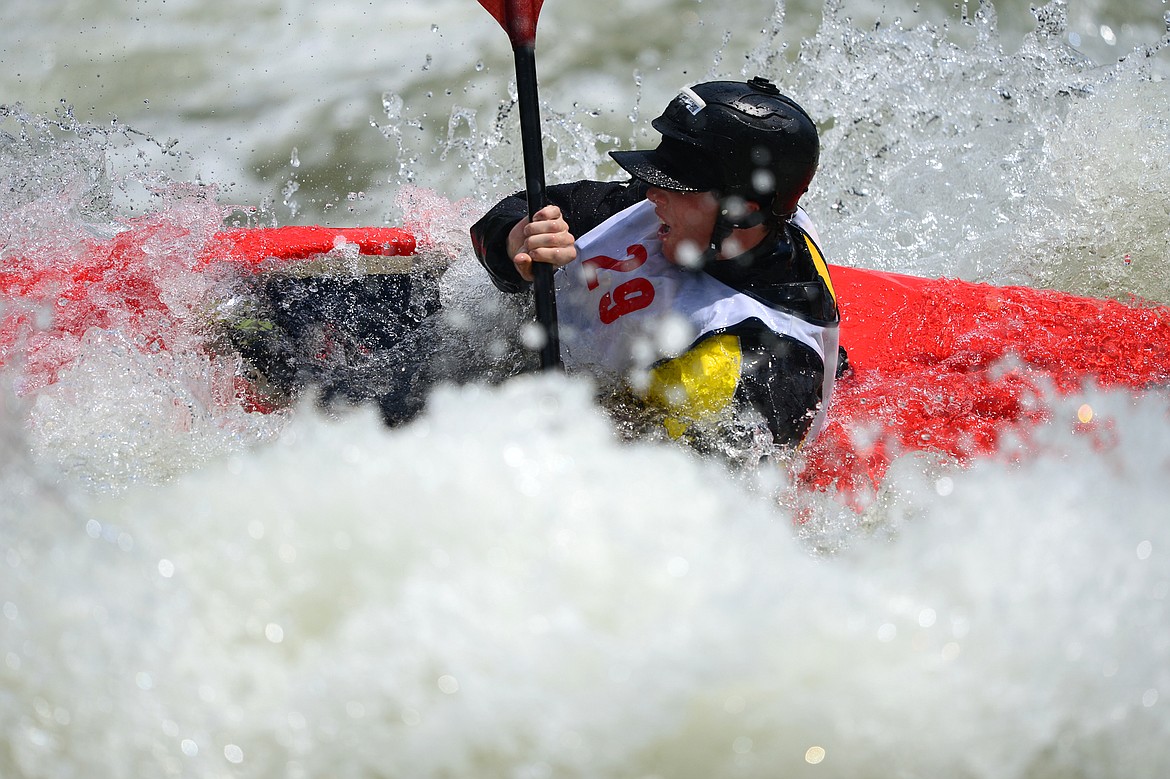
[520,321,547,350]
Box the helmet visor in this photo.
[609,137,720,192]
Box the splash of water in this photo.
[779,0,1169,302]
[2,2,1169,776]
[4,377,1170,778]
[1,106,286,489]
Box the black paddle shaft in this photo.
[512,44,561,371]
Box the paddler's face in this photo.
[646,187,719,267]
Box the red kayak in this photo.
[801,265,1170,500]
[4,221,1168,498]
[0,218,414,395]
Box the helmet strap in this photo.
[703,214,735,265]
[697,194,769,263]
[719,192,775,228]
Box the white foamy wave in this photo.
[795,2,1170,303]
[27,327,283,492]
[3,1,1170,775]
[2,378,1168,777]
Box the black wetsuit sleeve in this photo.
[731,324,826,446]
[470,179,648,293]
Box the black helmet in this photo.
[610,77,819,218]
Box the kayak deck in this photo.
[800,265,1170,498]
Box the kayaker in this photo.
[471,76,842,449]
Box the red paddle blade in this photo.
[477,0,544,46]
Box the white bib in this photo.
[554,199,839,439]
[556,200,825,366]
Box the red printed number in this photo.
[582,244,654,324]
[582,244,648,290]
[599,277,655,324]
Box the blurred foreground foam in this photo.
[2,375,1168,778]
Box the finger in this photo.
[513,252,535,282]
[525,219,569,241]
[525,206,571,235]
[531,204,563,224]
[528,244,577,269]
[524,230,575,253]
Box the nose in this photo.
[646,187,667,204]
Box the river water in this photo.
[2,1,1169,777]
